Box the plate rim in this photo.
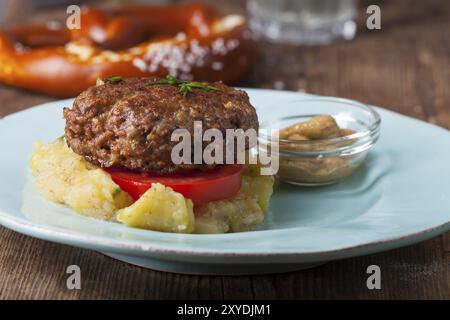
[0,207,448,258]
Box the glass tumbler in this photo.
[247,0,357,45]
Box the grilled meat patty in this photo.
[64,77,258,174]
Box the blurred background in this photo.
[1,0,449,126]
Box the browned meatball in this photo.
[64,77,258,174]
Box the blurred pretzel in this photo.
[0,3,254,97]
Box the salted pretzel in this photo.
[0,3,254,97]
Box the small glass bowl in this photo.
[258,97,381,186]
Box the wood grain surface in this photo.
[0,0,449,299]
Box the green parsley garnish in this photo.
[146,75,218,98]
[107,76,122,84]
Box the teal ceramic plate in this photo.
[0,89,449,275]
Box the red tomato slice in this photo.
[104,165,243,206]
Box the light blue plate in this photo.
[0,89,449,275]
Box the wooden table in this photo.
[0,0,449,299]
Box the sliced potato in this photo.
[194,173,274,233]
[194,197,263,234]
[29,139,132,220]
[240,175,274,212]
[117,183,195,233]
